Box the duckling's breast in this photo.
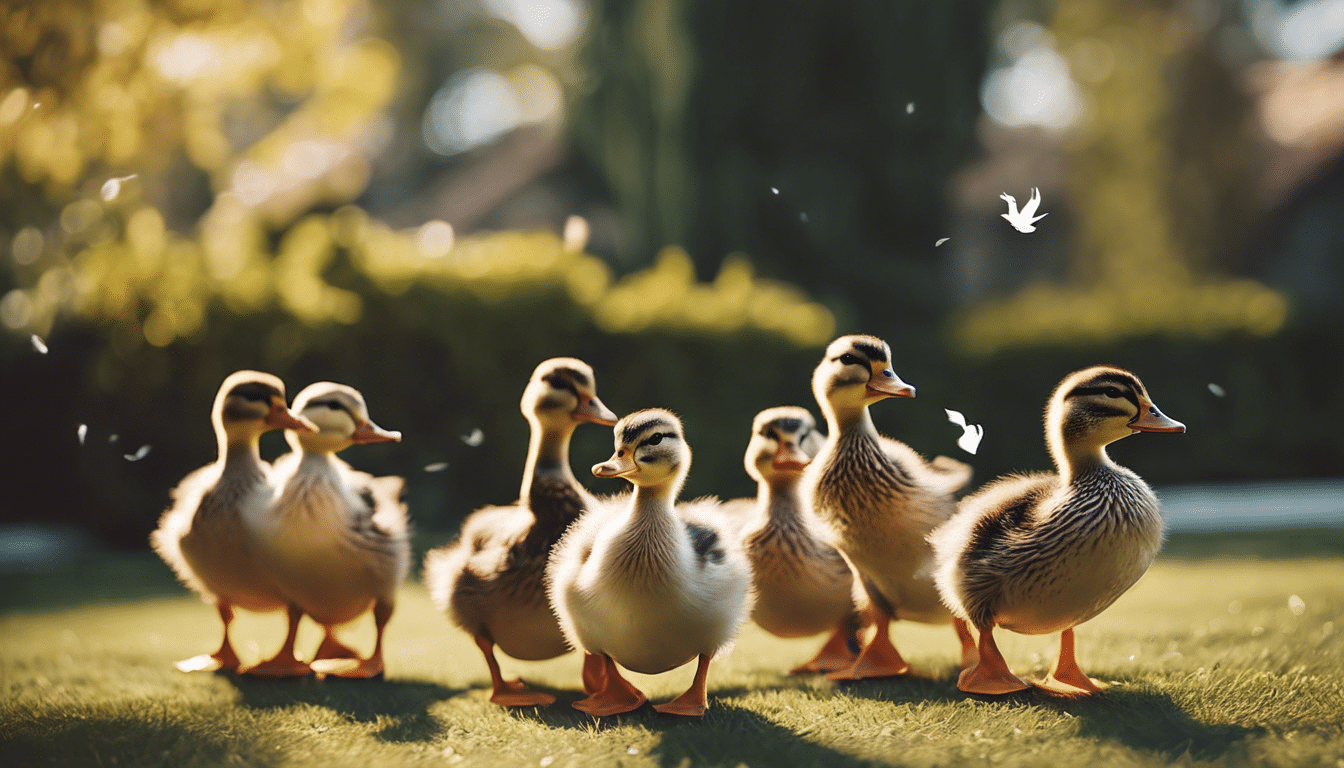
[745,520,855,637]
[177,476,286,612]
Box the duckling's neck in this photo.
[619,480,678,539]
[1051,440,1117,485]
[519,422,578,499]
[759,476,806,524]
[219,435,266,479]
[823,402,878,441]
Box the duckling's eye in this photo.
[239,391,267,402]
[1103,387,1123,399]
[838,353,861,366]
[645,434,664,446]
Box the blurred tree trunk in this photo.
[574,0,990,329]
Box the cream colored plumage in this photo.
[730,406,866,674]
[803,335,977,680]
[151,370,312,673]
[547,409,752,717]
[423,358,617,707]
[930,366,1184,695]
[242,382,408,678]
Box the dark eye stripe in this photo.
[637,432,674,448]
[851,341,888,363]
[1068,385,1139,411]
[309,398,353,415]
[542,372,580,395]
[229,383,279,402]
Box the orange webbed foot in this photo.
[312,655,383,679]
[1033,673,1109,696]
[490,678,556,707]
[956,663,1030,695]
[174,651,240,674]
[240,654,313,678]
[791,626,859,674]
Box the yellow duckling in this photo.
[804,335,977,680]
[242,382,408,678]
[930,366,1184,695]
[151,370,312,673]
[423,358,617,707]
[547,409,752,717]
[729,407,866,674]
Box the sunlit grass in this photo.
[3,543,1342,767]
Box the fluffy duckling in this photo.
[732,407,866,674]
[930,366,1184,695]
[151,370,313,673]
[547,409,752,717]
[423,358,617,707]
[242,382,409,678]
[804,335,977,680]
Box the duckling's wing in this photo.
[929,472,1056,625]
[717,497,759,537]
[877,437,971,494]
[923,455,973,494]
[150,461,224,597]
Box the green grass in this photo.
[3,532,1343,767]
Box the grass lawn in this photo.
[3,530,1343,767]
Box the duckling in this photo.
[804,335,978,681]
[930,366,1184,695]
[423,358,617,707]
[151,370,313,673]
[241,382,409,678]
[547,409,752,717]
[732,407,866,674]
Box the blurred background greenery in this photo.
[0,0,1340,550]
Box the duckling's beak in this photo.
[772,441,811,472]
[593,452,638,479]
[1129,402,1185,433]
[352,420,402,443]
[865,365,916,400]
[574,394,618,426]
[267,401,316,433]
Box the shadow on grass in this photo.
[1040,686,1261,762]
[225,674,467,743]
[508,689,873,767]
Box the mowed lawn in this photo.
[3,531,1343,768]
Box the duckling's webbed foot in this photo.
[1034,628,1108,696]
[475,636,554,707]
[790,625,859,674]
[954,618,979,671]
[312,630,360,661]
[956,625,1028,695]
[242,605,313,677]
[573,654,646,717]
[653,654,712,717]
[826,616,911,681]
[175,603,243,673]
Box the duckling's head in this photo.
[212,370,312,446]
[745,406,825,485]
[593,408,689,493]
[812,335,915,420]
[1046,366,1184,467]
[287,382,402,454]
[522,357,618,430]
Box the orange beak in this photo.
[772,442,811,472]
[573,394,618,426]
[352,419,402,443]
[593,452,638,479]
[865,364,916,400]
[1129,401,1185,433]
[266,401,316,433]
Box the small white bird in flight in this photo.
[1000,187,1048,233]
[945,408,985,455]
